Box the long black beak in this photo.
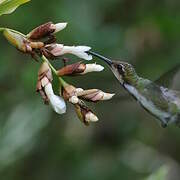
[87,50,113,66]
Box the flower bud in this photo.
[85,112,98,122]
[75,89,115,102]
[36,62,53,104]
[27,22,67,40]
[74,100,98,125]
[57,62,86,76]
[69,96,79,104]
[61,83,76,101]
[3,29,27,52]
[44,83,66,114]
[80,63,104,74]
[44,44,92,60]
[57,62,104,76]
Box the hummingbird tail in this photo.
[87,50,113,66]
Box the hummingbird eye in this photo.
[116,64,125,74]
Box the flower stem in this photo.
[41,55,68,87]
[42,55,57,75]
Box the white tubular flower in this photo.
[44,82,66,114]
[85,112,99,122]
[49,44,92,60]
[81,63,104,74]
[53,22,67,33]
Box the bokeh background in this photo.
[1,0,180,179]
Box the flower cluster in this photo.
[2,21,115,125]
[3,22,92,61]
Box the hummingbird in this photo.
[88,51,180,128]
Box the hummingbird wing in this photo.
[155,63,180,88]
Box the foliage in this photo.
[0,0,30,16]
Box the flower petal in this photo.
[49,95,66,114]
[44,83,66,114]
[81,63,104,74]
[54,22,67,33]
[63,46,92,60]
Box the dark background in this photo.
[1,0,180,179]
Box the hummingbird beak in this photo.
[87,51,113,66]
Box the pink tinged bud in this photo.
[85,112,98,122]
[48,44,92,60]
[44,83,66,114]
[76,89,115,102]
[80,63,104,74]
[3,29,26,52]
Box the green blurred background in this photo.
[1,0,180,179]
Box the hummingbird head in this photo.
[87,51,138,85]
[110,61,138,85]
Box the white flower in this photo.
[81,63,104,74]
[52,22,68,33]
[44,82,66,114]
[49,44,92,60]
[85,112,99,122]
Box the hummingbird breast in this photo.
[124,82,180,127]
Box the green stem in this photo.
[42,55,57,75]
[41,55,68,87]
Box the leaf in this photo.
[0,0,30,16]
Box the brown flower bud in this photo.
[36,62,53,104]
[27,22,67,40]
[27,22,54,40]
[57,62,86,76]
[61,84,76,101]
[74,100,98,126]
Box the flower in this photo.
[44,82,66,114]
[74,100,98,125]
[44,44,92,60]
[57,62,104,76]
[85,112,98,122]
[27,22,67,40]
[80,63,104,74]
[75,89,115,102]
[36,62,66,114]
[3,29,27,52]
